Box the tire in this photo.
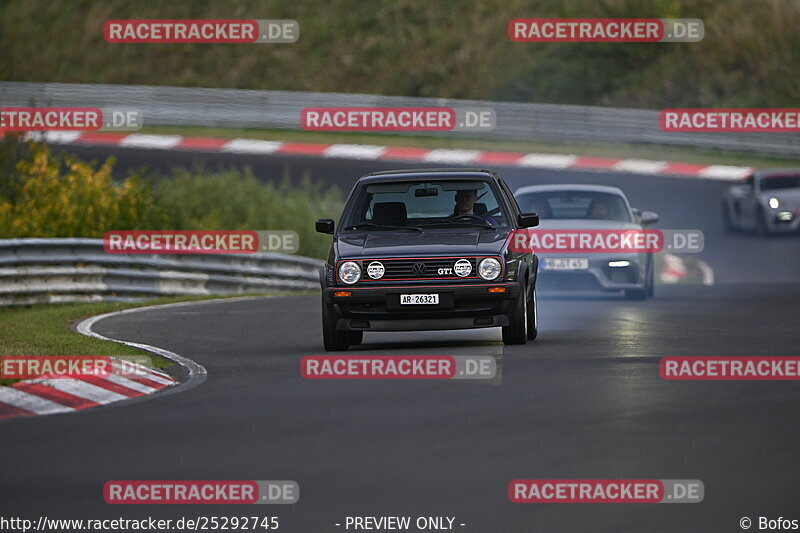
[526,285,538,340]
[348,331,364,345]
[502,284,528,345]
[625,287,647,300]
[322,298,349,351]
[722,201,736,233]
[756,207,770,236]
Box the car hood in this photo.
[535,219,643,230]
[759,189,800,208]
[336,229,511,258]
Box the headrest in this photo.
[372,202,407,225]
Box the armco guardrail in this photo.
[1,82,799,156]
[0,238,322,306]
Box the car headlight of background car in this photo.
[769,197,780,209]
[478,258,502,280]
[338,261,362,284]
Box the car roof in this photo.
[514,184,626,196]
[357,168,501,184]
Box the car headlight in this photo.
[478,258,502,280]
[338,261,361,284]
[769,197,780,209]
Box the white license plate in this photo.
[544,258,589,271]
[400,293,439,305]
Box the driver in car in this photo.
[588,198,612,220]
[454,189,497,225]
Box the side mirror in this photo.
[517,213,540,228]
[639,211,659,225]
[316,219,335,234]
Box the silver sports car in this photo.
[514,184,658,300]
[722,168,800,234]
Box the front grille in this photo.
[354,257,490,282]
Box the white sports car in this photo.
[722,169,800,234]
[514,184,658,300]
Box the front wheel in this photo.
[502,286,528,345]
[322,298,349,351]
[722,201,736,233]
[755,207,770,236]
[348,331,363,345]
[625,287,647,300]
[527,286,538,340]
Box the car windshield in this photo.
[760,174,800,191]
[516,191,631,222]
[342,179,508,229]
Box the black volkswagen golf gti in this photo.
[316,168,540,350]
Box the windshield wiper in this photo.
[419,221,496,230]
[344,223,423,233]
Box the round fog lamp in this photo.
[338,261,361,284]
[478,258,502,281]
[454,259,472,277]
[367,261,385,279]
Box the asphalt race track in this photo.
[3,147,800,532]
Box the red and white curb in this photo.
[22,131,753,181]
[0,300,211,422]
[0,359,176,420]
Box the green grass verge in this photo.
[0,293,300,386]
[139,125,800,169]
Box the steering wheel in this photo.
[450,213,486,223]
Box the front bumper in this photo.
[323,281,521,332]
[765,210,800,233]
[536,255,647,292]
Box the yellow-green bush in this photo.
[0,140,342,258]
[0,141,160,237]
